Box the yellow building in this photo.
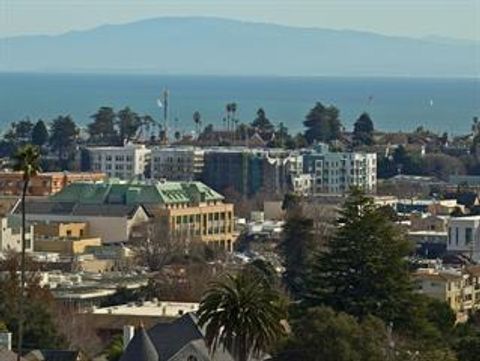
[414,269,476,322]
[33,221,102,255]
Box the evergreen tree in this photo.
[50,115,78,165]
[279,203,315,299]
[117,107,141,144]
[353,112,374,146]
[303,102,342,144]
[251,108,274,136]
[275,306,388,361]
[305,188,413,326]
[88,107,117,144]
[31,120,49,147]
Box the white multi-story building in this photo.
[0,216,34,253]
[303,144,377,194]
[87,144,151,180]
[447,216,480,261]
[150,147,204,181]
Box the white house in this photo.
[87,143,151,180]
[447,216,480,261]
[0,215,34,253]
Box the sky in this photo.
[0,0,479,41]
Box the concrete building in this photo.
[447,216,480,261]
[0,171,105,196]
[201,148,300,198]
[303,143,377,194]
[0,215,34,253]
[150,147,204,181]
[87,144,151,180]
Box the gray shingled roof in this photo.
[26,349,80,361]
[119,327,159,361]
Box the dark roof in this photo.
[119,327,158,361]
[26,350,80,361]
[14,201,147,218]
[121,313,236,361]
[456,193,478,207]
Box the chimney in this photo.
[0,331,12,350]
[123,325,135,350]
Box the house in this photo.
[414,268,474,322]
[447,216,480,262]
[25,349,87,361]
[120,313,241,361]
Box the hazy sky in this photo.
[0,0,479,40]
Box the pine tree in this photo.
[88,106,117,144]
[31,120,49,147]
[303,102,342,144]
[279,203,315,299]
[305,188,413,326]
[353,112,374,146]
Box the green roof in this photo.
[50,180,224,206]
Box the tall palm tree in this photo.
[13,144,41,361]
[193,111,202,136]
[230,103,238,142]
[198,270,286,361]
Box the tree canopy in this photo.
[303,102,342,144]
[353,112,374,146]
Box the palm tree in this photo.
[198,270,286,361]
[193,111,202,136]
[230,103,238,142]
[13,144,41,361]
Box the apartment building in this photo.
[87,144,151,180]
[303,143,377,194]
[447,216,480,262]
[150,147,204,181]
[414,268,473,321]
[201,148,301,198]
[19,180,236,250]
[0,171,105,196]
[415,266,480,322]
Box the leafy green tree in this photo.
[117,107,141,144]
[31,120,49,147]
[275,306,388,361]
[303,102,342,144]
[89,107,117,144]
[198,270,286,361]
[251,108,274,136]
[353,112,374,146]
[12,145,41,357]
[50,115,78,166]
[306,188,413,326]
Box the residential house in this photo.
[0,215,34,253]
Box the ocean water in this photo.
[0,73,479,136]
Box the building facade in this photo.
[447,216,480,261]
[0,171,106,196]
[150,147,204,181]
[0,216,34,253]
[87,144,151,180]
[303,144,377,194]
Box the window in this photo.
[66,230,72,237]
[456,227,459,245]
[466,227,473,244]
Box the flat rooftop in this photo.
[92,300,199,317]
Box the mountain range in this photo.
[0,17,478,77]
